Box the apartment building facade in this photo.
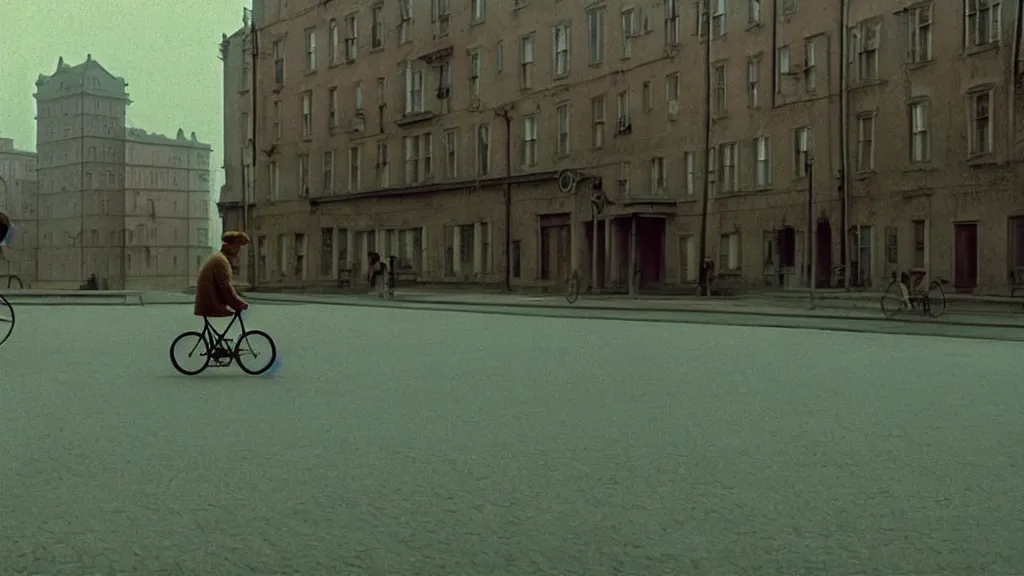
[34,56,213,289]
[125,128,214,289]
[244,0,1024,295]
[219,13,256,284]
[0,137,38,286]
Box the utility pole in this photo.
[696,3,713,297]
[248,7,258,290]
[806,155,815,309]
[495,105,513,291]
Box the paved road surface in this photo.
[1,304,1022,574]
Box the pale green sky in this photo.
[0,0,249,179]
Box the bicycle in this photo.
[0,293,13,348]
[565,267,590,304]
[169,310,277,376]
[880,269,947,319]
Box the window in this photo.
[305,28,317,71]
[376,141,389,187]
[970,91,992,156]
[372,5,384,49]
[754,136,771,187]
[650,156,666,195]
[404,134,432,183]
[321,228,334,277]
[591,96,605,148]
[322,150,334,193]
[680,235,697,281]
[642,81,652,111]
[472,0,485,21]
[712,63,726,115]
[438,60,452,113]
[794,127,810,177]
[556,104,570,156]
[684,152,695,195]
[913,220,927,269]
[444,129,457,177]
[616,90,630,127]
[665,74,679,117]
[343,14,357,61]
[522,115,538,167]
[348,146,361,191]
[697,0,709,39]
[298,154,310,197]
[273,40,285,83]
[476,124,490,175]
[857,114,875,172]
[301,91,312,137]
[719,233,740,271]
[432,0,451,37]
[588,8,605,63]
[469,49,482,99]
[749,0,761,23]
[553,24,571,76]
[622,8,636,57]
[777,45,791,89]
[665,0,680,44]
[328,87,338,129]
[712,0,726,37]
[854,21,880,80]
[718,143,737,192]
[966,0,1000,47]
[404,61,424,114]
[909,101,929,163]
[330,19,340,63]
[804,40,816,91]
[520,35,535,88]
[399,0,412,43]
[905,3,932,62]
[747,57,760,107]
[614,159,630,195]
[269,161,279,199]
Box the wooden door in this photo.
[954,222,978,290]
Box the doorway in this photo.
[583,220,607,289]
[954,222,978,291]
[815,218,832,288]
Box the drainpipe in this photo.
[840,0,851,289]
[696,4,712,296]
[1010,0,1023,162]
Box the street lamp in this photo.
[805,154,815,309]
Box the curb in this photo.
[245,293,1024,330]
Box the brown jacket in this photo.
[194,252,246,317]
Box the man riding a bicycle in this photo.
[195,231,250,359]
[0,211,13,250]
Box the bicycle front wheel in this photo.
[235,330,277,375]
[0,294,13,348]
[565,271,580,304]
[925,280,946,318]
[880,280,905,319]
[170,331,211,375]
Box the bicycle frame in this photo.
[199,311,248,356]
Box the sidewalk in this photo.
[243,288,1024,328]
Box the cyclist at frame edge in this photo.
[194,231,250,358]
[0,212,12,252]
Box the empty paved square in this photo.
[1,303,1021,574]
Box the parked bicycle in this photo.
[880,269,947,319]
[566,267,590,304]
[0,293,13,348]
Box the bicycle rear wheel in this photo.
[170,331,211,375]
[0,294,13,348]
[234,330,277,375]
[880,280,906,319]
[565,270,581,304]
[925,280,946,318]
